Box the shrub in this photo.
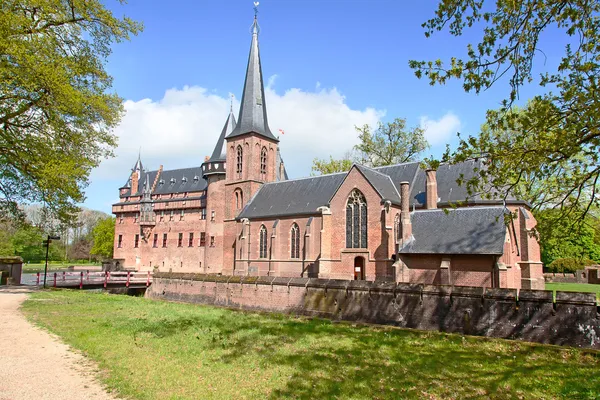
[547,258,596,273]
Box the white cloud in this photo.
[419,112,461,146]
[91,82,384,181]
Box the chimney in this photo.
[131,171,139,195]
[425,169,438,209]
[400,181,412,241]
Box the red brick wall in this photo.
[232,215,322,277]
[325,167,394,281]
[451,255,494,287]
[205,174,225,273]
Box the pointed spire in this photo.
[133,150,143,172]
[209,110,237,162]
[226,12,278,142]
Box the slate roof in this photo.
[226,17,278,142]
[399,207,507,255]
[355,165,401,205]
[239,159,520,220]
[120,167,207,198]
[209,111,236,162]
[238,173,346,219]
[374,159,511,207]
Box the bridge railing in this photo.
[33,271,152,289]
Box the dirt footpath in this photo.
[0,287,117,400]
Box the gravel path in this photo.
[0,287,117,400]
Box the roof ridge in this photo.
[261,171,347,186]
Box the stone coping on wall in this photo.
[0,256,23,264]
[152,272,598,305]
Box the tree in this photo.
[11,224,45,262]
[312,118,429,174]
[90,217,115,260]
[410,1,600,225]
[0,1,142,223]
[70,238,92,261]
[536,209,600,266]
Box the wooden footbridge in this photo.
[28,271,152,290]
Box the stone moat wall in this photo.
[146,273,600,349]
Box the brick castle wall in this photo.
[147,273,600,349]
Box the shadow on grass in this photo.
[125,302,600,399]
[24,292,600,399]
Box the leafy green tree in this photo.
[90,217,115,260]
[11,224,45,262]
[0,225,14,256]
[312,118,429,174]
[536,209,600,266]
[410,0,600,224]
[0,1,142,223]
[312,156,354,175]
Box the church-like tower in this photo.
[201,109,236,271]
[222,15,281,273]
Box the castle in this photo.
[112,14,544,290]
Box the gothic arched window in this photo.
[259,225,268,258]
[236,145,243,178]
[233,188,243,210]
[346,189,367,248]
[260,147,267,177]
[290,223,300,259]
[394,213,401,242]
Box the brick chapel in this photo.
[113,14,544,290]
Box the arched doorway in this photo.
[354,256,365,280]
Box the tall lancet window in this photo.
[290,223,300,259]
[260,147,267,177]
[394,213,401,242]
[236,145,243,178]
[346,189,367,248]
[259,225,268,258]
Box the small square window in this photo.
[210,236,215,247]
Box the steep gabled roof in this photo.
[209,110,236,162]
[354,164,401,205]
[226,17,278,142]
[120,167,207,198]
[237,160,524,220]
[400,207,506,255]
[238,173,346,219]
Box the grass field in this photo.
[545,282,600,302]
[21,291,599,400]
[22,262,100,273]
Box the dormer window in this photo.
[193,175,199,182]
[182,176,187,183]
[170,178,176,184]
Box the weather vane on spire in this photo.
[253,2,259,18]
[230,94,234,112]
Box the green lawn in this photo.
[22,261,100,273]
[22,291,600,400]
[546,282,600,303]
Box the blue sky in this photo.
[85,0,559,213]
